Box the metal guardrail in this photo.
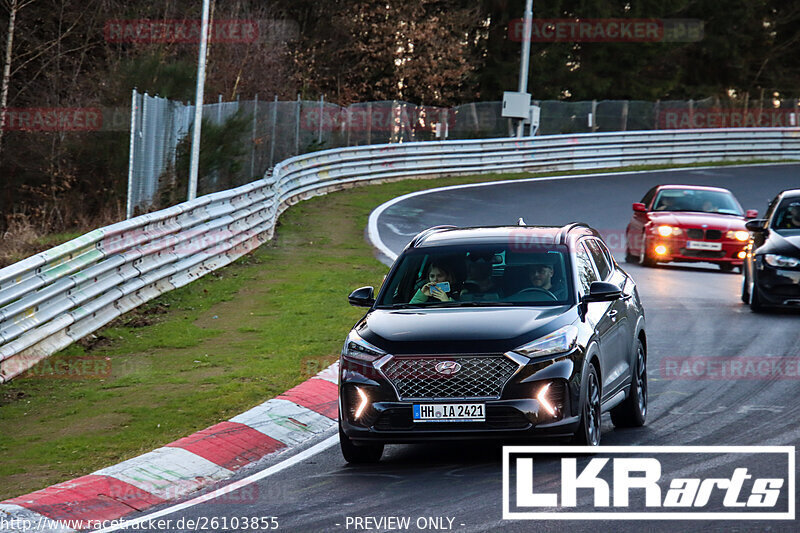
[2,128,799,382]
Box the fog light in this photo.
[537,383,556,416]
[354,387,369,419]
[738,251,747,259]
[654,244,668,256]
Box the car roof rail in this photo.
[408,225,458,248]
[556,222,592,244]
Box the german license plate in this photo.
[686,240,722,251]
[413,403,485,422]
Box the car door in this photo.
[584,238,631,395]
[575,240,621,401]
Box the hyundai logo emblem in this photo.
[435,361,462,375]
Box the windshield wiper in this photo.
[378,303,428,309]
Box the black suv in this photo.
[339,224,647,462]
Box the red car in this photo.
[625,185,758,271]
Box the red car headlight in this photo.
[657,225,682,237]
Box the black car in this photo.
[338,223,648,463]
[742,189,800,311]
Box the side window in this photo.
[641,187,658,209]
[575,242,599,294]
[764,197,779,225]
[585,239,612,280]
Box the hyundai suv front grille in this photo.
[380,355,520,400]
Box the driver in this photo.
[528,263,567,300]
[778,203,800,229]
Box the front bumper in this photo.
[754,261,800,307]
[647,236,746,265]
[339,351,582,443]
[340,400,580,443]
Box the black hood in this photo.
[355,306,576,355]
[762,231,800,257]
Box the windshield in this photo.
[652,189,743,216]
[376,244,573,308]
[771,199,800,235]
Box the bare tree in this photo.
[0,0,36,160]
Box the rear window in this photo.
[377,243,573,307]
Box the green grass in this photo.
[0,159,788,499]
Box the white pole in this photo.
[126,88,137,219]
[250,93,258,178]
[188,0,211,201]
[516,0,533,137]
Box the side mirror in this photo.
[632,202,647,213]
[348,286,375,308]
[582,281,623,303]
[745,209,759,219]
[745,219,767,232]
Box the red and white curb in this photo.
[0,363,339,533]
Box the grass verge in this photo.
[0,159,789,499]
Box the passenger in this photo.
[701,199,717,212]
[410,262,458,303]
[528,262,567,300]
[460,259,500,301]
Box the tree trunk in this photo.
[0,0,20,160]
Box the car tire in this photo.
[741,272,750,303]
[719,263,734,273]
[624,234,638,263]
[611,339,647,428]
[638,233,656,267]
[339,420,383,463]
[749,278,765,313]
[572,364,602,446]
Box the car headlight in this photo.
[726,230,749,242]
[513,325,579,358]
[657,225,681,237]
[764,254,800,269]
[342,330,386,363]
